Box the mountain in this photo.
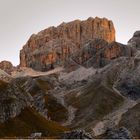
[0,17,140,139]
[20,17,136,72]
[20,17,116,71]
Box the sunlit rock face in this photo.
[20,17,116,71]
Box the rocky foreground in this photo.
[0,17,140,139]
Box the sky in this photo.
[0,0,140,66]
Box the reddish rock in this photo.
[20,17,116,71]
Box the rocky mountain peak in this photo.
[20,17,116,71]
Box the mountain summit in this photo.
[20,17,116,71]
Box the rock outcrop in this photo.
[0,61,14,74]
[20,17,116,71]
[128,31,140,50]
[0,79,32,122]
[71,39,134,68]
[0,69,11,82]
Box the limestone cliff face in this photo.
[20,17,116,71]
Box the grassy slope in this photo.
[44,94,68,122]
[0,80,8,90]
[14,76,68,123]
[35,78,69,122]
[119,103,140,138]
[0,107,68,138]
[65,74,124,129]
[0,77,68,138]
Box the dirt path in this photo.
[12,67,64,77]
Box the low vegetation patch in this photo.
[0,107,68,138]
